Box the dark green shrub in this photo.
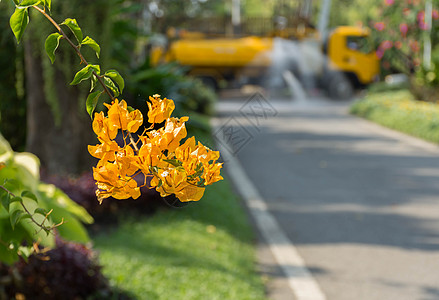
[0,237,132,300]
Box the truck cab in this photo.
[326,26,379,87]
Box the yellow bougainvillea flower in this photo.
[147,94,175,124]
[114,145,139,177]
[138,136,163,171]
[162,116,189,152]
[175,182,205,202]
[88,140,120,163]
[105,99,130,131]
[192,142,220,165]
[105,99,143,133]
[150,167,187,197]
[145,119,188,154]
[92,111,118,143]
[203,162,223,185]
[127,109,143,133]
[89,95,222,204]
[174,137,199,176]
[93,161,140,203]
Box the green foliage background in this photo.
[0,1,26,151]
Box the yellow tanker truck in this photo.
[151,25,379,99]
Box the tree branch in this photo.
[32,5,115,101]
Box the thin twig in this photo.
[0,185,57,233]
[32,5,115,101]
[128,132,139,152]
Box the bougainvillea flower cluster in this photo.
[88,95,223,203]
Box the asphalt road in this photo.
[214,95,439,300]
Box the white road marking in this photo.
[213,118,326,300]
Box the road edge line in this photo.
[212,119,326,300]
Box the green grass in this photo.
[92,176,267,300]
[350,88,439,144]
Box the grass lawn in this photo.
[350,88,439,144]
[93,176,267,300]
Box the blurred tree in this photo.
[145,0,227,33]
[23,0,114,175]
[0,1,26,151]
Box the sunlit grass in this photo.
[350,89,439,143]
[93,177,267,300]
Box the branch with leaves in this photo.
[0,182,62,235]
[7,0,124,117]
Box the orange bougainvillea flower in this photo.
[104,99,143,133]
[127,109,143,133]
[175,182,205,202]
[160,116,189,152]
[93,161,141,203]
[88,140,120,163]
[150,167,187,196]
[202,160,223,185]
[147,94,175,124]
[92,111,118,143]
[89,95,222,204]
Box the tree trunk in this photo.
[24,39,95,175]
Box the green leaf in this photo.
[61,18,83,44]
[90,75,97,92]
[34,207,47,216]
[18,245,32,262]
[10,210,24,230]
[81,36,100,58]
[70,64,100,85]
[3,179,21,191]
[103,76,119,97]
[18,0,41,6]
[1,192,10,212]
[13,0,20,4]
[21,190,38,203]
[86,90,103,119]
[45,33,62,64]
[10,7,29,43]
[43,0,51,10]
[104,70,124,94]
[10,196,23,204]
[163,159,182,167]
[20,214,32,220]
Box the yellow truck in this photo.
[151,25,379,99]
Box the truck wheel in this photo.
[197,76,218,92]
[327,72,353,100]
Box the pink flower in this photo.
[419,21,428,30]
[399,23,408,37]
[380,40,393,50]
[433,9,439,20]
[374,22,386,31]
[376,48,384,59]
[417,11,425,22]
[384,0,394,5]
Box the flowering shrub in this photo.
[370,0,439,74]
[89,96,223,203]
